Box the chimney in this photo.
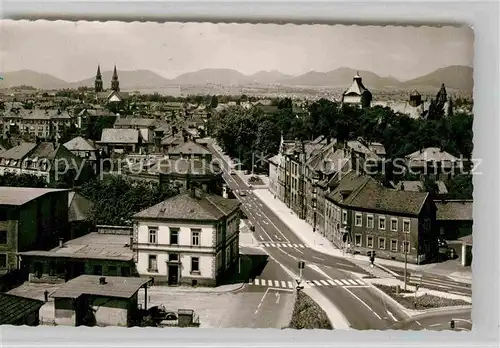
[99,277,106,285]
[58,238,64,248]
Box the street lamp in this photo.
[403,232,408,291]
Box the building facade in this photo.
[132,189,241,286]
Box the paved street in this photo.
[390,307,471,331]
[379,265,472,297]
[208,142,410,330]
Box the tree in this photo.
[210,95,219,109]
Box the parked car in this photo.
[239,190,247,196]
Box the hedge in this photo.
[287,291,333,330]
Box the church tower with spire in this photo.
[111,65,120,92]
[94,65,103,92]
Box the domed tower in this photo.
[94,65,103,92]
[111,65,120,92]
[409,89,422,107]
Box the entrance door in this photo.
[167,265,179,285]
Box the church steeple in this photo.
[94,65,103,92]
[111,65,120,92]
[436,83,447,104]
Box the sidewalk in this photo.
[253,188,472,282]
[146,283,244,293]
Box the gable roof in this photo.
[0,142,37,160]
[326,172,373,204]
[435,200,473,221]
[0,187,68,206]
[99,128,139,144]
[405,147,460,166]
[68,191,94,222]
[0,293,44,325]
[344,75,370,96]
[114,117,156,128]
[391,180,448,195]
[64,136,96,152]
[344,179,431,216]
[133,192,240,221]
[167,140,211,156]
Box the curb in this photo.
[148,282,245,294]
[367,282,413,317]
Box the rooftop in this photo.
[64,136,96,152]
[114,117,156,128]
[0,293,45,325]
[99,128,139,144]
[0,187,68,206]
[50,275,149,299]
[133,191,240,221]
[18,232,133,261]
[435,200,473,221]
[167,140,211,156]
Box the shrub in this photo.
[287,291,332,330]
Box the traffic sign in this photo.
[298,261,305,269]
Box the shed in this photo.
[0,293,45,326]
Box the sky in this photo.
[0,20,474,82]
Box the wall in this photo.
[0,206,20,272]
[92,296,130,327]
[343,95,362,104]
[54,297,77,326]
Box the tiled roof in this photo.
[0,187,68,206]
[405,147,461,167]
[345,179,430,216]
[68,191,94,222]
[133,192,240,221]
[326,172,373,204]
[64,136,96,152]
[344,76,369,96]
[391,180,448,195]
[50,275,148,299]
[3,108,71,120]
[167,140,211,156]
[114,117,156,128]
[0,293,44,325]
[435,200,473,221]
[161,135,182,145]
[0,142,37,160]
[99,128,139,144]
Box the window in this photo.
[367,236,374,248]
[191,257,200,273]
[402,241,410,254]
[391,218,398,231]
[403,220,411,233]
[93,265,103,276]
[0,254,6,268]
[355,213,362,227]
[148,255,158,272]
[354,234,362,247]
[391,239,398,252]
[226,247,231,268]
[168,254,179,262]
[342,210,348,224]
[367,215,374,229]
[121,266,130,277]
[191,229,201,246]
[108,265,117,276]
[378,237,386,250]
[378,216,386,230]
[0,230,7,244]
[169,228,179,245]
[148,228,157,244]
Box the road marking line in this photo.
[386,309,397,322]
[343,285,370,288]
[258,235,263,240]
[337,262,355,268]
[285,243,292,248]
[343,287,382,320]
[430,323,441,327]
[313,256,325,261]
[287,281,293,288]
[268,287,294,292]
[306,281,315,287]
[327,280,336,286]
[270,243,276,247]
[376,264,400,277]
[292,244,298,247]
[280,281,286,288]
[293,247,304,254]
[267,280,273,287]
[347,279,357,285]
[452,319,472,324]
[264,243,270,247]
[298,244,306,248]
[415,321,422,326]
[333,280,343,285]
[355,279,365,285]
[340,279,350,285]
[320,280,330,286]
[274,280,280,287]
[313,280,322,286]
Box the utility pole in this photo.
[404,232,408,291]
[251,151,255,175]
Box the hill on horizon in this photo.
[0,65,473,92]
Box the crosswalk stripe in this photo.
[264,243,270,247]
[327,280,336,286]
[306,281,315,287]
[333,280,343,285]
[347,279,357,285]
[270,243,276,247]
[267,280,273,286]
[355,279,365,285]
[340,279,350,285]
[274,280,280,287]
[313,280,322,286]
[298,244,305,248]
[287,281,293,288]
[286,243,293,248]
[281,281,286,288]
[320,280,330,286]
[292,244,298,247]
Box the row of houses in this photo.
[268,136,472,264]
